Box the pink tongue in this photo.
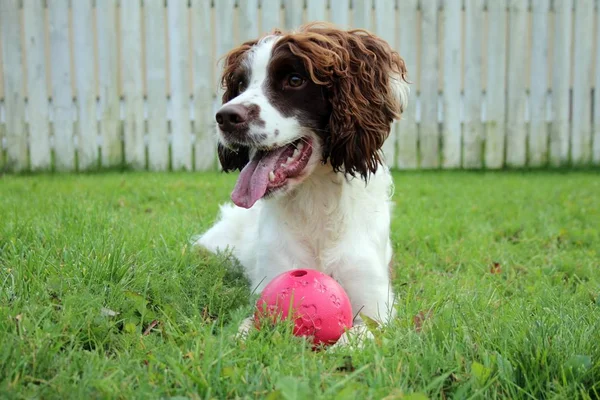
[231,147,288,209]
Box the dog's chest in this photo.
[265,201,346,273]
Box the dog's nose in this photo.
[216,104,248,132]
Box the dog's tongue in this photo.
[231,147,287,209]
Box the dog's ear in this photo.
[219,39,259,104]
[217,143,249,172]
[327,30,409,180]
[276,23,409,180]
[215,39,258,172]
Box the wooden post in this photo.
[420,0,440,168]
[571,0,593,165]
[73,0,98,170]
[463,0,483,168]
[145,0,168,171]
[24,0,51,170]
[121,0,145,169]
[529,0,550,167]
[396,0,418,169]
[169,0,193,170]
[192,0,216,171]
[49,0,75,171]
[550,0,572,166]
[375,0,397,168]
[97,0,122,167]
[442,0,462,168]
[485,0,507,169]
[505,0,528,167]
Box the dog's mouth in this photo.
[231,137,313,209]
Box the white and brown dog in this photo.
[194,23,409,346]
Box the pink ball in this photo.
[254,269,353,347]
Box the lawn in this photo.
[1,170,599,399]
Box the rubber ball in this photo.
[254,269,353,347]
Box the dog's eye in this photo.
[237,80,247,93]
[286,74,305,88]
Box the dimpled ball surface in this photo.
[254,269,353,347]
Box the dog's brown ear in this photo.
[218,143,249,172]
[220,39,259,103]
[216,40,256,172]
[275,23,409,180]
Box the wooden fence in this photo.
[0,0,599,172]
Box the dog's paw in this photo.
[235,316,255,341]
[329,324,374,351]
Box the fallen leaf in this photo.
[413,310,433,333]
[490,262,502,274]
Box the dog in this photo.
[194,22,409,346]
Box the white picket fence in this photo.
[1,0,599,172]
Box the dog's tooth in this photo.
[297,142,304,151]
[286,156,294,164]
[269,171,276,182]
[292,149,300,159]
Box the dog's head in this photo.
[215,23,409,209]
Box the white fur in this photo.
[222,36,305,149]
[195,35,406,347]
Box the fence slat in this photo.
[375,0,396,167]
[485,0,507,169]
[329,0,349,28]
[121,0,145,169]
[168,0,192,170]
[49,0,75,171]
[353,0,372,30]
[145,0,168,171]
[505,0,527,167]
[0,114,5,170]
[463,0,483,168]
[240,0,259,41]
[529,0,549,167]
[73,0,97,170]
[1,0,27,171]
[550,0,571,166]
[571,0,594,165]
[307,0,326,22]
[284,0,304,29]
[420,0,439,168]
[24,0,51,170]
[216,0,235,88]
[192,0,215,171]
[442,0,462,168]
[595,0,600,164]
[396,0,418,169]
[97,0,121,167]
[261,0,281,34]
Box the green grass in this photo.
[1,170,599,399]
